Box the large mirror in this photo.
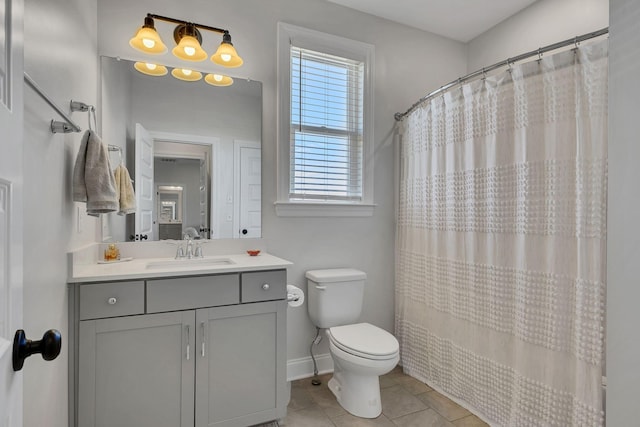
[100,56,262,242]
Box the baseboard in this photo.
[287,353,334,381]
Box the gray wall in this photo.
[467,0,608,71]
[23,1,99,426]
[606,0,640,424]
[97,0,468,367]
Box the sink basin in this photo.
[145,257,235,269]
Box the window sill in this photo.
[274,201,376,217]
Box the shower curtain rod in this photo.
[394,27,609,121]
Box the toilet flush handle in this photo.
[315,285,327,291]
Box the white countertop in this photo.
[69,251,293,283]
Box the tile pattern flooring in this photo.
[261,367,489,427]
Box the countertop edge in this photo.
[68,254,293,283]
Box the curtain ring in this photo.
[481,67,486,80]
[537,48,543,61]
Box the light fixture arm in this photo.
[147,13,228,36]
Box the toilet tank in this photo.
[306,268,366,329]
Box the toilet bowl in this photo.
[326,323,399,418]
[306,269,400,418]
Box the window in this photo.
[276,23,375,217]
[290,47,363,201]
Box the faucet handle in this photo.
[175,245,185,259]
[194,243,203,258]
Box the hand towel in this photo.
[114,164,136,215]
[72,130,118,216]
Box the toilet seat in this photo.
[329,323,399,360]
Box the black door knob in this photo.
[13,329,62,371]
[242,229,248,235]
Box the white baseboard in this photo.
[287,353,334,381]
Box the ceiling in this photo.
[325,0,539,43]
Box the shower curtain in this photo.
[395,40,607,426]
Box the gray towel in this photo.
[72,130,118,216]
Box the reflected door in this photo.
[199,157,209,238]
[134,123,155,241]
[238,144,261,238]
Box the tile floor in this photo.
[271,367,489,427]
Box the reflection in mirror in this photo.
[158,186,183,223]
[100,56,262,241]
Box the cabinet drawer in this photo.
[147,274,239,313]
[241,270,286,303]
[79,281,145,320]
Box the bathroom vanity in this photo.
[68,246,292,427]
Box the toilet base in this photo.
[328,371,384,418]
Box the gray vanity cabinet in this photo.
[196,301,286,427]
[71,270,287,427]
[78,311,196,427]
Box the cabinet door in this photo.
[78,311,195,427]
[196,301,287,427]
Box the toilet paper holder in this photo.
[286,284,304,307]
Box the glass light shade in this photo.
[129,27,167,54]
[204,73,233,87]
[134,62,168,76]
[171,68,203,82]
[172,35,207,61]
[211,42,243,68]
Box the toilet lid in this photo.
[329,323,399,360]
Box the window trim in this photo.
[276,22,375,217]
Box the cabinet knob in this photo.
[262,283,270,291]
[107,297,117,305]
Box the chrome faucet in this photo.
[172,235,206,259]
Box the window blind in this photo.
[290,46,364,201]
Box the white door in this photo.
[0,0,24,424]
[135,123,154,241]
[237,143,261,238]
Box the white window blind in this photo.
[290,46,364,201]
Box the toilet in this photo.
[306,268,399,418]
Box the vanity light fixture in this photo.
[210,31,243,68]
[134,61,168,76]
[172,23,208,62]
[171,68,203,82]
[129,14,243,67]
[129,16,167,54]
[204,73,233,87]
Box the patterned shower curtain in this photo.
[395,40,607,426]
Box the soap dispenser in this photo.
[103,243,120,261]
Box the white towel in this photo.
[72,130,118,216]
[114,164,136,215]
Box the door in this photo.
[78,311,195,427]
[0,0,24,424]
[235,142,261,238]
[195,302,284,427]
[134,123,154,241]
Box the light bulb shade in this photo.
[171,68,202,82]
[204,73,234,87]
[129,18,167,54]
[172,24,207,61]
[134,62,168,76]
[211,32,243,67]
